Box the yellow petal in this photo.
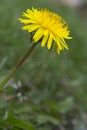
[60,38,69,49]
[19,19,36,24]
[47,34,53,49]
[23,25,39,32]
[41,35,49,47]
[56,40,62,51]
[33,28,44,42]
[43,30,49,36]
[22,12,30,19]
[26,9,32,14]
[57,48,60,54]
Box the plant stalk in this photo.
[0,43,37,88]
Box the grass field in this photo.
[0,0,87,130]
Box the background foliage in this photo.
[0,0,87,130]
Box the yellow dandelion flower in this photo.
[19,7,72,54]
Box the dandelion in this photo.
[0,8,72,88]
[19,7,72,54]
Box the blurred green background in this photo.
[0,0,87,130]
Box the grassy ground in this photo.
[0,0,87,130]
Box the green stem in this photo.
[0,43,37,88]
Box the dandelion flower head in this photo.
[19,7,72,54]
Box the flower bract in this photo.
[19,7,72,54]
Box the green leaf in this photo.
[36,114,60,125]
[5,114,34,130]
[57,97,73,113]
